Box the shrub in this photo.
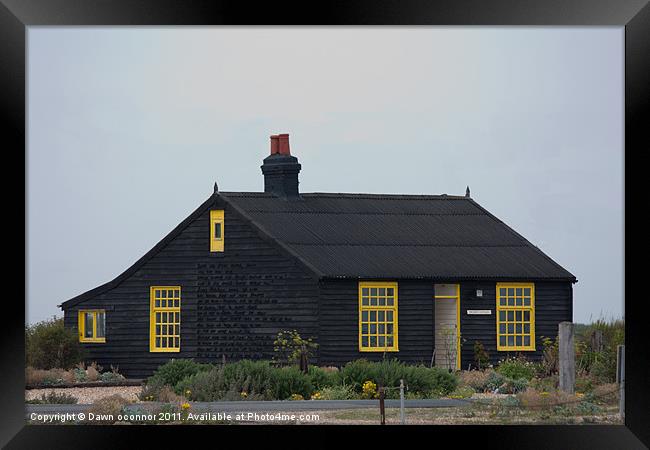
[318,385,357,400]
[176,368,226,402]
[361,380,378,399]
[25,367,68,386]
[485,371,506,392]
[516,388,575,410]
[26,391,78,404]
[289,393,304,401]
[86,362,100,382]
[540,336,559,376]
[575,376,594,394]
[448,385,475,399]
[458,369,493,392]
[25,317,84,370]
[339,359,376,392]
[100,371,125,383]
[272,330,318,370]
[307,365,339,390]
[146,359,212,394]
[529,375,558,392]
[473,341,490,370]
[403,365,458,395]
[499,377,528,394]
[268,366,313,400]
[86,394,132,424]
[496,356,537,381]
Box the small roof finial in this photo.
[214,181,219,193]
[465,186,470,197]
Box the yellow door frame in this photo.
[434,284,461,371]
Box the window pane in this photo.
[362,288,369,296]
[156,337,161,347]
[387,311,393,321]
[370,324,377,334]
[387,324,393,334]
[386,298,394,306]
[499,324,506,334]
[515,288,522,296]
[370,311,376,321]
[378,297,386,306]
[515,297,522,306]
[499,311,506,321]
[156,325,161,335]
[387,336,394,346]
[499,288,506,296]
[174,337,180,348]
[524,336,531,346]
[507,311,514,321]
[387,288,394,296]
[523,297,531,306]
[499,336,506,346]
[516,311,522,321]
[507,297,515,306]
[370,336,377,347]
[84,313,93,338]
[516,324,522,333]
[507,336,514,346]
[524,323,530,333]
[155,290,161,298]
[370,297,377,306]
[214,222,222,239]
[378,311,385,322]
[362,297,369,306]
[523,287,531,296]
[361,324,368,334]
[524,311,530,321]
[362,336,369,347]
[174,325,180,335]
[500,298,506,306]
[507,324,514,333]
[378,288,386,296]
[516,336,522,346]
[362,311,368,321]
[370,288,378,296]
[96,312,105,338]
[378,324,385,334]
[155,299,160,307]
[378,336,385,347]
[507,288,515,296]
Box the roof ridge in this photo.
[286,243,531,248]
[220,191,470,200]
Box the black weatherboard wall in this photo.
[459,281,573,369]
[63,195,319,378]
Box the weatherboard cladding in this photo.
[219,192,576,281]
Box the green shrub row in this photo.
[145,358,458,401]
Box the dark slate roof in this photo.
[61,190,575,309]
[220,192,576,281]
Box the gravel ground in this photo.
[26,386,142,404]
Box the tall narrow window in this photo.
[78,310,106,343]
[210,210,224,252]
[496,283,535,351]
[359,282,398,352]
[150,286,181,352]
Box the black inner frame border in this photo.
[1,0,647,448]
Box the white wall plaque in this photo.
[467,309,492,315]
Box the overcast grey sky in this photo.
[27,27,623,325]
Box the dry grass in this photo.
[458,370,493,392]
[86,394,133,424]
[156,385,186,404]
[516,388,576,409]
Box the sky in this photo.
[27,27,623,325]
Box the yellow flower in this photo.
[185,390,192,396]
[576,392,584,397]
[181,402,191,410]
[240,391,248,398]
[541,392,550,397]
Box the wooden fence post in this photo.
[399,379,406,425]
[617,345,625,422]
[558,322,575,394]
[378,385,386,425]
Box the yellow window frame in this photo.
[78,310,106,343]
[210,210,224,252]
[358,281,399,352]
[149,286,181,353]
[434,284,461,370]
[496,282,535,351]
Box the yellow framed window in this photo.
[359,282,398,352]
[150,286,181,352]
[210,210,224,252]
[78,310,106,343]
[496,283,535,351]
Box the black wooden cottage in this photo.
[60,134,576,378]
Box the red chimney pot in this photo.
[270,135,280,154]
[278,134,290,155]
